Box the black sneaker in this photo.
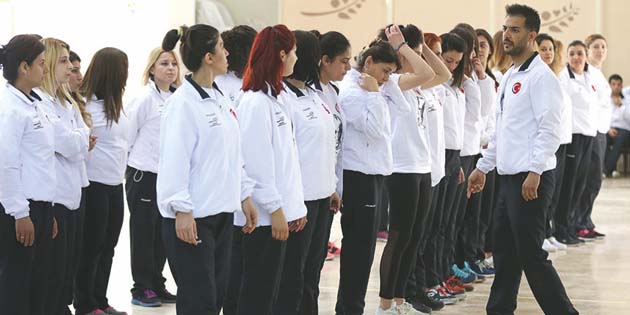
[558,236,580,246]
[156,288,177,304]
[131,289,161,307]
[406,297,432,314]
[420,289,445,311]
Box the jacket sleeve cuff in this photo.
[476,159,494,174]
[13,210,30,220]
[261,200,283,214]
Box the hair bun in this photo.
[162,25,189,52]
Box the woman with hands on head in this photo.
[156,23,258,315]
[334,25,401,315]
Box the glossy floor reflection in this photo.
[103,178,630,315]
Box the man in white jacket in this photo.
[467,5,579,315]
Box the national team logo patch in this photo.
[592,85,597,92]
[512,82,522,94]
[229,108,238,120]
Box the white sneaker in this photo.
[612,170,621,178]
[542,239,557,252]
[376,305,400,315]
[396,302,427,315]
[549,237,567,250]
[485,256,494,268]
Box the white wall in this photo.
[1,0,195,98]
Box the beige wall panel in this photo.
[282,0,389,51]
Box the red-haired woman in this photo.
[229,25,307,315]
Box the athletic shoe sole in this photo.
[131,299,161,307]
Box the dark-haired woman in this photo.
[373,24,443,315]
[301,30,351,315]
[555,41,601,246]
[574,34,611,240]
[0,34,55,315]
[74,47,129,315]
[65,49,96,315]
[157,24,257,315]
[125,47,181,307]
[231,24,306,315]
[334,34,402,315]
[273,30,336,315]
[216,25,257,109]
[433,32,469,300]
[535,33,571,252]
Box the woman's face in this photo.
[322,47,352,82]
[610,79,623,95]
[209,37,229,75]
[477,35,491,66]
[22,52,47,89]
[588,38,607,65]
[281,45,298,77]
[69,60,82,93]
[538,39,555,65]
[442,50,464,73]
[364,57,396,86]
[152,52,179,86]
[568,45,587,73]
[55,48,73,85]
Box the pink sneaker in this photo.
[377,231,389,242]
[328,241,341,256]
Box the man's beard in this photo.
[506,42,526,56]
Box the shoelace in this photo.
[397,302,412,314]
[144,289,158,299]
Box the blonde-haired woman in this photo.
[125,47,180,307]
[36,37,91,315]
[489,30,511,82]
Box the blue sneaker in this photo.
[464,262,494,278]
[472,259,496,277]
[463,262,486,282]
[452,264,476,283]
[131,289,161,307]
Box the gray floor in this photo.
[99,178,630,315]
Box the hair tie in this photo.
[177,26,185,40]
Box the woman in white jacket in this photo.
[555,40,600,246]
[228,24,306,315]
[157,24,257,315]
[125,47,181,307]
[0,34,54,315]
[37,37,91,315]
[334,38,401,315]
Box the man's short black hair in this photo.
[505,4,541,33]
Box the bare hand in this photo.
[458,167,465,185]
[608,128,618,138]
[330,192,341,214]
[52,217,58,239]
[522,172,541,202]
[175,211,198,245]
[472,57,486,79]
[89,135,97,151]
[467,168,487,198]
[289,216,307,232]
[271,208,289,241]
[15,217,35,247]
[385,24,406,49]
[241,197,258,234]
[359,73,379,92]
